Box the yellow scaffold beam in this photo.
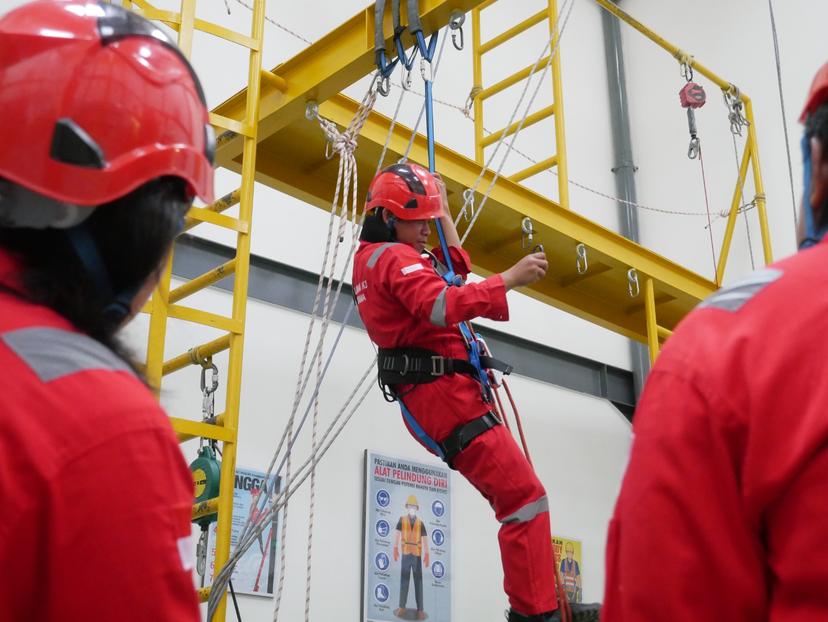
[227,94,716,343]
[213,0,493,168]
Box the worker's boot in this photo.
[507,602,601,622]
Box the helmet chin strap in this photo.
[800,133,828,249]
[64,224,138,325]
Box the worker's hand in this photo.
[423,554,430,568]
[393,547,399,562]
[500,252,548,290]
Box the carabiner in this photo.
[521,217,535,249]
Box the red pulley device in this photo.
[679,82,707,109]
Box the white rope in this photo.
[457,0,577,245]
[767,0,799,231]
[233,0,313,45]
[206,81,378,620]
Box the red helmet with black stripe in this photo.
[0,0,214,215]
[801,61,828,122]
[365,163,445,221]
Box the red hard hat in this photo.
[801,62,828,123]
[365,163,445,221]
[0,0,215,210]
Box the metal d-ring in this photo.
[449,10,465,51]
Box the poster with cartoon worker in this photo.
[363,451,451,622]
[552,536,583,604]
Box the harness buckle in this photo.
[431,356,445,376]
[399,354,410,376]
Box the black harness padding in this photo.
[440,412,501,467]
[377,347,512,387]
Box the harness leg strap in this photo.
[439,412,500,468]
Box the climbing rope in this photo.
[767,0,799,231]
[456,0,577,245]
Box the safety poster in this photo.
[205,466,281,597]
[552,535,583,604]
[363,451,452,622]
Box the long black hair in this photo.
[0,176,190,365]
[806,103,828,231]
[360,207,395,243]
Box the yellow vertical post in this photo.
[717,142,752,286]
[471,7,485,165]
[209,0,265,618]
[644,277,659,364]
[176,0,197,57]
[745,98,774,266]
[547,0,569,208]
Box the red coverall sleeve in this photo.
[384,247,508,326]
[603,369,765,622]
[44,420,200,621]
[431,245,473,278]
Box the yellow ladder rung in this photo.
[476,0,499,13]
[172,416,234,443]
[193,497,220,521]
[657,325,673,341]
[209,113,255,138]
[509,155,558,183]
[183,189,241,233]
[481,104,555,149]
[195,18,260,50]
[186,206,250,233]
[163,334,232,376]
[479,55,551,101]
[168,305,243,333]
[170,259,237,304]
[261,70,288,92]
[480,9,547,55]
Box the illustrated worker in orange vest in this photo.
[393,495,430,620]
[559,542,581,604]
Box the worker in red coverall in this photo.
[0,2,214,619]
[603,62,828,622]
[354,163,600,622]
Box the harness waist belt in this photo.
[378,347,512,386]
[439,412,500,466]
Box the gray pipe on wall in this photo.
[600,0,650,404]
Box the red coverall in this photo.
[0,251,199,621]
[603,240,828,621]
[354,240,558,616]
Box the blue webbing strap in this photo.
[399,398,445,460]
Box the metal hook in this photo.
[688,136,701,160]
[576,243,588,275]
[461,188,474,222]
[402,66,414,91]
[449,10,465,51]
[627,269,640,298]
[305,100,319,121]
[521,217,534,249]
[200,362,219,395]
[420,57,433,83]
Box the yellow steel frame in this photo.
[591,0,773,361]
[126,0,267,619]
[471,0,570,207]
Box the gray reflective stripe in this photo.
[367,242,397,269]
[698,268,783,312]
[2,327,132,382]
[430,287,449,327]
[500,496,549,524]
